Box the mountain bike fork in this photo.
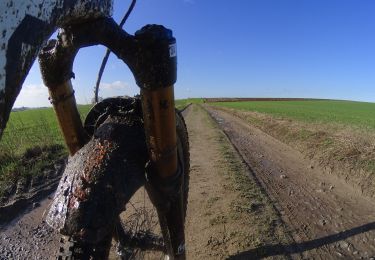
[38,18,185,259]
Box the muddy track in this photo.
[0,105,289,259]
[0,196,60,259]
[3,104,375,259]
[205,105,375,259]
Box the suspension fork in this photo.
[130,25,178,178]
[38,18,185,259]
[134,26,186,259]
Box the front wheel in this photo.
[53,97,189,260]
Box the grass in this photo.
[212,100,375,130]
[1,99,202,157]
[1,104,92,156]
[1,99,198,156]
[0,104,92,200]
[175,98,204,110]
[210,100,375,197]
[0,99,197,200]
[0,144,66,203]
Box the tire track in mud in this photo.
[0,196,59,260]
[3,104,375,259]
[205,105,375,259]
[0,108,191,260]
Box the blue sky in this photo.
[15,0,375,107]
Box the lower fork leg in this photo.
[145,177,186,259]
[140,85,185,258]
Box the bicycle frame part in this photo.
[38,18,185,259]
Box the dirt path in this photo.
[7,104,374,259]
[1,104,291,259]
[183,105,289,259]
[113,104,290,259]
[0,196,59,259]
[206,105,375,259]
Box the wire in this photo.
[93,0,137,103]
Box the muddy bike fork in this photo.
[38,18,185,259]
[137,26,186,259]
[132,25,187,259]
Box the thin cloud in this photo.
[98,80,138,98]
[13,83,51,108]
[100,80,129,90]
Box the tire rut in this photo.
[0,196,59,260]
[205,105,375,259]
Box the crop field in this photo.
[0,105,92,156]
[175,98,203,110]
[1,99,196,157]
[210,99,375,188]
[0,105,92,197]
[0,99,193,186]
[212,100,375,130]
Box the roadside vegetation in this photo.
[175,98,203,110]
[0,105,91,203]
[0,99,198,203]
[212,100,375,129]
[211,100,375,197]
[1,105,91,155]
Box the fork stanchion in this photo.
[47,80,87,155]
[134,24,185,259]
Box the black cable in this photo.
[93,0,137,103]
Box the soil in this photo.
[0,196,60,259]
[206,105,375,259]
[109,104,288,259]
[212,105,375,199]
[183,105,289,259]
[2,104,375,259]
[0,145,66,208]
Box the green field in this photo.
[0,104,91,198]
[0,99,197,195]
[213,100,375,129]
[2,98,372,158]
[1,98,199,156]
[0,105,92,156]
[175,98,203,110]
